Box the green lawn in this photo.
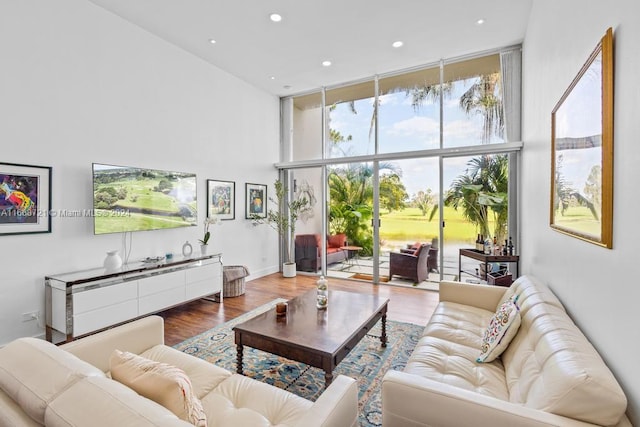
[379,207,491,245]
[94,177,197,233]
[553,206,600,236]
[96,179,190,213]
[94,210,196,234]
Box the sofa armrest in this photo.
[294,375,358,427]
[439,280,507,312]
[60,316,165,372]
[382,370,599,427]
[0,389,40,427]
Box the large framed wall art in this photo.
[0,162,52,235]
[550,28,613,248]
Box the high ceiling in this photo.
[88,0,532,97]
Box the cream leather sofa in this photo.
[382,275,631,427]
[0,315,358,427]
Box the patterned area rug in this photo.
[174,299,423,427]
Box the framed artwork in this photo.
[550,27,613,248]
[206,179,235,220]
[245,183,267,219]
[0,162,52,235]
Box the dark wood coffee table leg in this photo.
[236,343,244,375]
[381,312,388,347]
[324,371,334,387]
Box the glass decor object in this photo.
[316,276,328,309]
[182,241,193,257]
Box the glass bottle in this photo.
[316,276,328,309]
[484,237,492,255]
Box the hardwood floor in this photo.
[160,273,439,346]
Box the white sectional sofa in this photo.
[382,275,630,427]
[0,315,358,427]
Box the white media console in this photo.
[45,253,222,343]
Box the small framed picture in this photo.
[0,162,52,235]
[206,179,235,220]
[245,183,267,219]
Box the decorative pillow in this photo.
[109,350,207,427]
[477,295,521,363]
[328,233,346,248]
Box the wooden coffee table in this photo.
[233,289,388,387]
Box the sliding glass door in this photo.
[281,48,521,287]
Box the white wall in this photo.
[0,0,280,345]
[522,0,640,422]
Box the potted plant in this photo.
[252,179,308,277]
[198,215,219,255]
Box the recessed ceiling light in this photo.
[208,39,216,44]
[476,18,485,25]
[283,85,292,90]
[270,76,276,80]
[270,13,282,22]
[322,60,332,67]
[392,41,404,48]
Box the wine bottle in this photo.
[508,237,514,256]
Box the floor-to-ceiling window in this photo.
[279,47,522,287]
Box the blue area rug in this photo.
[174,299,423,427]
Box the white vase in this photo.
[282,262,296,278]
[200,244,208,255]
[104,250,123,271]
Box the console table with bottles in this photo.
[458,249,519,285]
[45,253,222,344]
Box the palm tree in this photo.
[327,162,399,254]
[439,155,509,242]
[554,154,598,220]
[459,73,504,144]
[406,82,453,111]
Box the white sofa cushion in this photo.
[421,301,495,348]
[405,302,509,400]
[45,376,192,427]
[110,350,207,426]
[0,337,105,424]
[502,276,627,426]
[201,373,313,426]
[141,344,232,399]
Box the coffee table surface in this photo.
[233,288,388,356]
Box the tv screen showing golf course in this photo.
[93,163,197,235]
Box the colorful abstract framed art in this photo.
[0,162,52,235]
[207,179,235,220]
[245,183,267,219]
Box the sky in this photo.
[553,54,602,195]
[327,78,503,197]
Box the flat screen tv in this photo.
[93,163,197,235]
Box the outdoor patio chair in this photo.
[401,240,439,275]
[389,243,431,283]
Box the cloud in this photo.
[444,120,480,140]
[387,116,439,137]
